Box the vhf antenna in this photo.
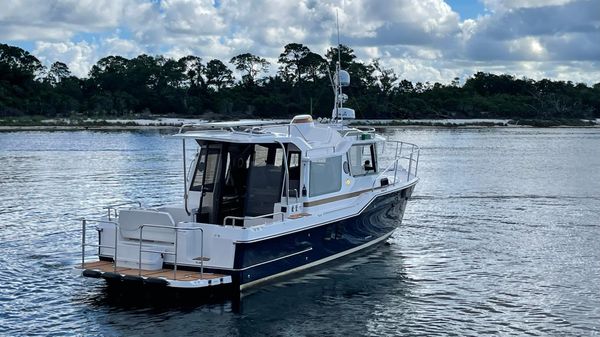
[336,10,343,123]
[337,10,341,67]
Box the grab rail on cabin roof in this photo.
[340,126,376,137]
[178,122,349,160]
[177,121,289,135]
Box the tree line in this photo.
[1,42,599,120]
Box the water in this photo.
[1,127,599,336]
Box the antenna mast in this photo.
[329,10,354,124]
[333,11,343,123]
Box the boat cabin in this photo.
[178,117,385,227]
[188,141,301,225]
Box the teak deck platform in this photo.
[80,260,233,288]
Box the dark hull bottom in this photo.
[230,185,415,289]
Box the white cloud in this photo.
[481,0,577,12]
[34,41,97,77]
[0,0,131,41]
[3,0,599,84]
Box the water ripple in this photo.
[1,129,600,336]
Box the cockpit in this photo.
[187,141,301,225]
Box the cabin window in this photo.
[287,151,301,198]
[190,146,221,192]
[309,156,342,197]
[348,144,377,176]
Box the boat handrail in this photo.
[178,121,359,162]
[104,201,142,220]
[275,140,291,205]
[371,159,400,190]
[371,140,420,189]
[340,126,376,137]
[179,122,341,153]
[137,224,205,279]
[80,218,119,272]
[288,189,299,203]
[223,212,285,227]
[177,121,289,135]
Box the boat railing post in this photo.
[200,228,204,277]
[276,141,290,206]
[81,219,86,269]
[407,150,414,182]
[415,148,420,177]
[183,139,191,216]
[394,142,399,184]
[173,227,178,280]
[393,158,398,186]
[113,224,118,272]
[138,226,143,276]
[290,189,298,203]
[399,142,403,160]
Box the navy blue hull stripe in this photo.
[230,185,415,286]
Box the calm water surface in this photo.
[1,127,599,336]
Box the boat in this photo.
[76,61,420,291]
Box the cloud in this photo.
[461,0,600,62]
[34,40,97,77]
[2,0,599,84]
[474,0,600,40]
[480,0,577,12]
[0,0,130,41]
[33,36,145,77]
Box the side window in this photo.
[287,151,301,197]
[289,152,300,168]
[309,156,342,197]
[190,146,221,191]
[348,144,377,176]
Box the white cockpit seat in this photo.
[118,209,176,243]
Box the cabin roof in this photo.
[173,120,384,159]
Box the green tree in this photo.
[325,44,356,70]
[299,52,326,82]
[278,43,310,84]
[46,61,71,86]
[371,59,397,94]
[230,53,269,85]
[205,59,234,90]
[178,55,205,88]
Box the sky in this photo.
[1,0,599,85]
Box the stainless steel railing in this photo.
[223,212,285,227]
[137,224,205,280]
[372,140,420,190]
[80,218,119,271]
[80,217,206,280]
[104,201,141,220]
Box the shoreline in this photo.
[2,125,599,132]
